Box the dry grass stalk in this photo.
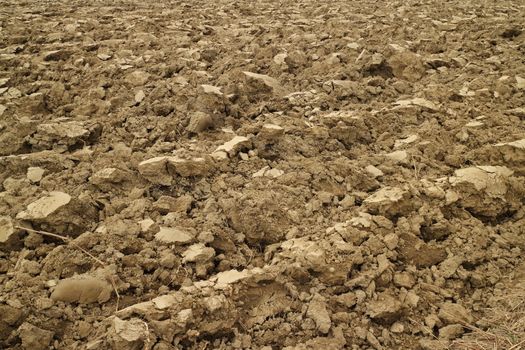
[15,225,121,311]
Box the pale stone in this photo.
[110,317,148,350]
[155,227,194,244]
[139,218,155,233]
[307,294,331,334]
[214,136,251,156]
[215,269,250,287]
[134,90,145,104]
[97,53,112,61]
[27,167,45,183]
[385,150,409,163]
[365,165,384,178]
[182,243,215,263]
[200,84,223,95]
[167,157,210,177]
[394,135,419,149]
[394,98,439,111]
[465,121,484,128]
[17,192,71,220]
[438,302,473,325]
[243,71,284,94]
[0,216,16,243]
[125,71,150,86]
[138,156,171,185]
[186,112,213,133]
[367,293,403,323]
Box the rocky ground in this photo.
[0,0,524,349]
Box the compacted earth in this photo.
[0,0,524,349]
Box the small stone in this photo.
[334,292,357,308]
[394,135,419,149]
[445,190,459,204]
[439,324,464,340]
[366,331,382,350]
[393,272,415,288]
[438,302,473,325]
[34,297,54,310]
[0,216,17,244]
[31,120,98,150]
[5,87,22,99]
[260,123,285,139]
[383,233,399,250]
[365,165,384,178]
[211,150,228,160]
[449,166,517,217]
[197,231,214,243]
[364,186,414,217]
[265,168,284,178]
[404,291,420,308]
[394,98,439,111]
[253,166,269,177]
[204,295,227,312]
[465,121,484,128]
[390,322,404,333]
[385,150,409,164]
[18,322,54,350]
[139,218,155,233]
[494,139,525,171]
[27,167,45,183]
[20,259,41,275]
[182,243,215,263]
[155,227,194,244]
[215,269,250,287]
[425,314,442,329]
[450,166,513,192]
[134,90,145,104]
[214,136,251,157]
[516,76,525,90]
[367,292,403,324]
[138,157,171,185]
[273,53,288,65]
[439,256,463,278]
[186,112,213,133]
[243,71,286,96]
[125,71,150,86]
[166,157,210,177]
[176,309,193,327]
[91,168,128,186]
[423,184,446,199]
[339,195,355,208]
[307,294,331,334]
[97,53,112,61]
[200,84,223,95]
[16,191,71,220]
[110,317,148,350]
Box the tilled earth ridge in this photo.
[0,0,524,349]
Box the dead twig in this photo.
[16,226,105,266]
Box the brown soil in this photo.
[0,0,524,349]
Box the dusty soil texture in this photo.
[1,0,524,349]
